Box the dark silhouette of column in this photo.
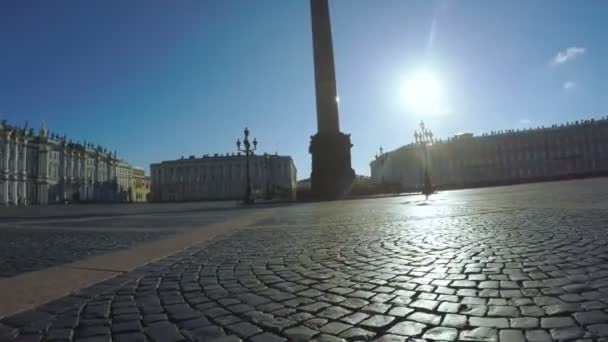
[308,0,355,200]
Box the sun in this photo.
[401,71,442,113]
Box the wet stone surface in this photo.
[2,191,608,341]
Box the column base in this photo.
[309,131,355,200]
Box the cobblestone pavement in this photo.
[0,203,248,278]
[0,228,174,278]
[2,180,608,341]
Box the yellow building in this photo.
[130,168,150,202]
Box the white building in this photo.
[150,153,297,202]
[371,117,608,190]
[0,120,129,205]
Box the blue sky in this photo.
[1,1,606,178]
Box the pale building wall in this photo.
[371,117,608,190]
[150,153,297,202]
[0,120,128,205]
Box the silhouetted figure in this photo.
[422,167,433,199]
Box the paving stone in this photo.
[317,306,352,320]
[388,321,427,336]
[442,314,467,328]
[461,304,488,316]
[184,325,225,341]
[113,314,142,323]
[459,327,498,341]
[202,307,230,318]
[74,336,112,342]
[452,280,477,288]
[12,334,42,342]
[256,315,295,331]
[214,314,241,326]
[509,317,539,329]
[144,322,183,342]
[437,302,460,313]
[387,307,414,317]
[549,326,585,340]
[299,302,331,313]
[407,312,442,325]
[422,327,458,341]
[317,294,346,304]
[79,318,110,327]
[339,327,376,340]
[525,329,553,342]
[320,322,352,335]
[113,332,147,342]
[574,310,608,325]
[304,318,329,330]
[499,329,525,342]
[543,303,581,315]
[112,321,143,334]
[470,317,509,329]
[206,336,242,342]
[75,326,111,338]
[410,299,439,311]
[179,316,211,330]
[362,302,391,314]
[540,316,576,328]
[19,320,50,335]
[141,314,168,325]
[289,312,315,323]
[371,334,408,341]
[339,312,369,325]
[359,315,395,328]
[340,298,369,309]
[225,321,262,338]
[487,305,520,317]
[2,311,53,328]
[588,324,608,337]
[310,333,347,342]
[519,306,545,317]
[250,332,286,342]
[479,281,499,289]
[284,326,320,341]
[46,328,74,341]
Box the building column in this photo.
[20,140,28,205]
[70,152,75,178]
[1,181,7,205]
[1,137,8,205]
[68,151,75,179]
[3,137,9,172]
[39,183,49,205]
[76,154,81,179]
[62,149,67,179]
[11,137,19,205]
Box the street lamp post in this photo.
[236,127,257,204]
[414,121,434,198]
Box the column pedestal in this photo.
[309,131,355,199]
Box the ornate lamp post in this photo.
[414,121,434,198]
[236,127,257,204]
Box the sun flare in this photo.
[401,71,442,113]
